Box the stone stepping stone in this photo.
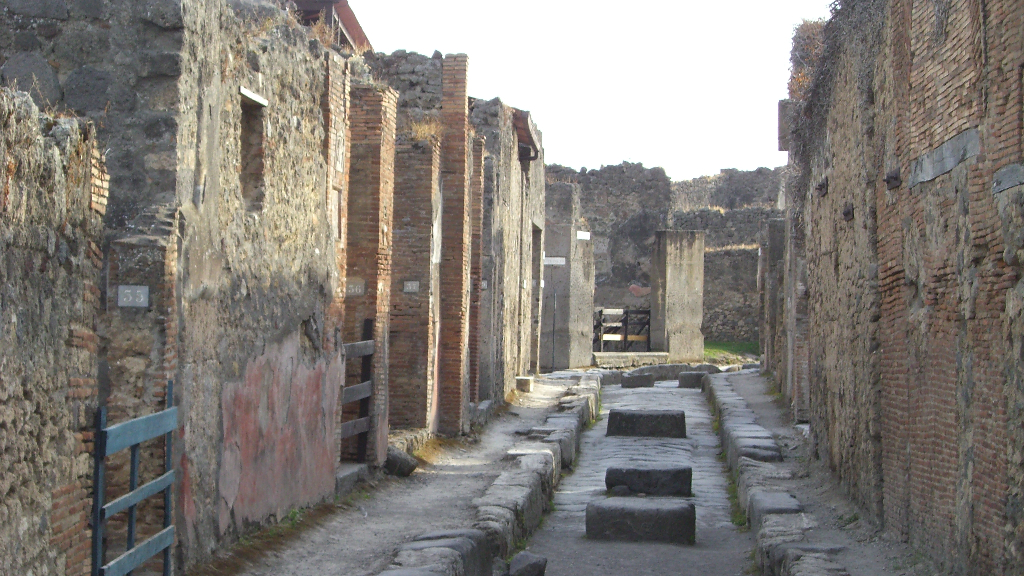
[748,492,803,528]
[621,373,655,388]
[586,497,696,544]
[678,371,705,389]
[606,409,686,438]
[605,464,693,496]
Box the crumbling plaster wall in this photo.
[779,0,1024,572]
[0,90,105,576]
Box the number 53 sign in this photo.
[117,285,150,308]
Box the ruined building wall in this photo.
[672,166,785,211]
[547,163,672,310]
[472,98,545,401]
[168,1,352,568]
[0,91,105,576]
[0,0,186,228]
[781,0,1024,572]
[703,247,759,343]
[547,162,777,342]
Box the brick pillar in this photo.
[438,55,472,435]
[388,137,442,431]
[324,52,351,341]
[468,136,485,403]
[345,84,397,466]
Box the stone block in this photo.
[413,529,494,576]
[605,464,692,496]
[585,497,696,544]
[678,371,704,388]
[9,0,69,19]
[748,492,802,528]
[63,66,114,113]
[334,463,368,496]
[594,369,622,386]
[379,569,446,576]
[621,373,655,388]
[516,376,534,392]
[606,409,686,438]
[385,446,419,477]
[510,551,547,576]
[399,535,491,576]
[2,52,61,107]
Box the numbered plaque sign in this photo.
[117,285,150,308]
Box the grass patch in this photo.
[725,470,749,530]
[839,511,860,527]
[704,341,759,365]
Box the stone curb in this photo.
[381,373,602,575]
[702,373,850,576]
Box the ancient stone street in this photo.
[527,377,752,576]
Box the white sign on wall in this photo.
[117,285,149,308]
[347,278,366,297]
[403,281,420,293]
[544,257,566,266]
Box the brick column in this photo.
[437,55,472,435]
[469,136,485,402]
[324,52,351,340]
[388,137,442,431]
[345,84,397,466]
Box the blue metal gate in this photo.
[91,380,177,576]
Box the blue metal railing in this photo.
[91,381,176,576]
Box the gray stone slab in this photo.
[1,52,62,107]
[385,446,419,477]
[509,551,547,576]
[605,464,692,496]
[621,373,655,388]
[678,371,704,388]
[606,409,686,438]
[585,497,696,544]
[379,569,446,576]
[748,492,802,528]
[908,128,980,187]
[400,535,491,576]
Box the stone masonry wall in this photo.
[170,1,352,568]
[472,98,546,401]
[703,247,759,343]
[0,0,186,228]
[0,90,105,576]
[779,0,1024,572]
[548,163,778,344]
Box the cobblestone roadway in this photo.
[525,380,754,576]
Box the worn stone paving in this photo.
[526,380,754,576]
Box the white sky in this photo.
[352,1,833,181]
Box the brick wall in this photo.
[346,84,398,464]
[778,0,1024,572]
[438,55,472,435]
[0,90,104,576]
[388,137,442,430]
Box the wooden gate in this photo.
[340,319,375,462]
[595,308,651,352]
[91,381,176,576]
